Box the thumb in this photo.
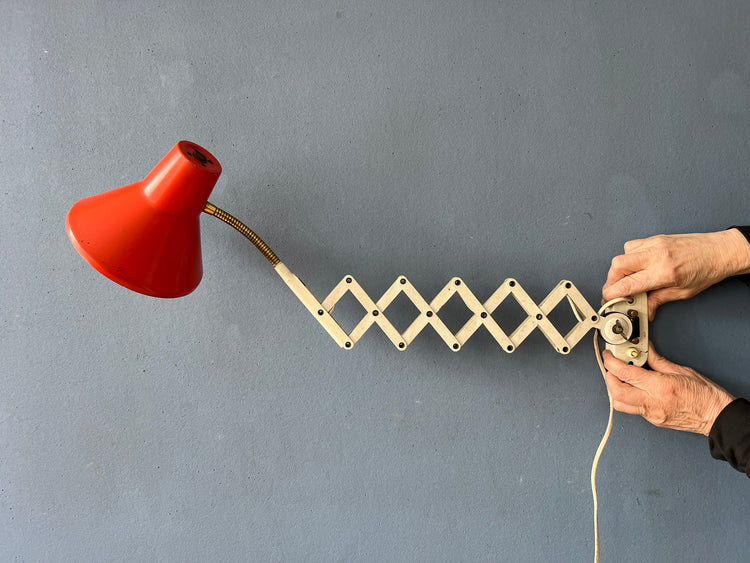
[602,272,645,302]
[646,288,682,321]
[646,341,679,373]
[602,350,649,387]
[648,287,694,321]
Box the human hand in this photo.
[602,229,750,321]
[602,343,734,436]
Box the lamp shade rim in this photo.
[65,204,202,298]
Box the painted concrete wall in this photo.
[2,2,749,561]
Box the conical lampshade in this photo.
[66,141,222,298]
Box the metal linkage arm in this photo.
[274,263,649,366]
[203,203,648,366]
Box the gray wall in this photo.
[2,1,749,561]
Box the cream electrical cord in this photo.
[590,297,631,563]
[566,295,631,563]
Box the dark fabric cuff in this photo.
[708,398,750,477]
[728,226,750,285]
[731,226,750,243]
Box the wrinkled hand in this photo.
[602,229,750,321]
[602,343,734,435]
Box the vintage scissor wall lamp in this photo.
[66,141,649,561]
[66,141,648,364]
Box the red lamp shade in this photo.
[66,141,222,298]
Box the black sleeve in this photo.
[730,226,750,285]
[708,398,750,477]
[706,232,750,476]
